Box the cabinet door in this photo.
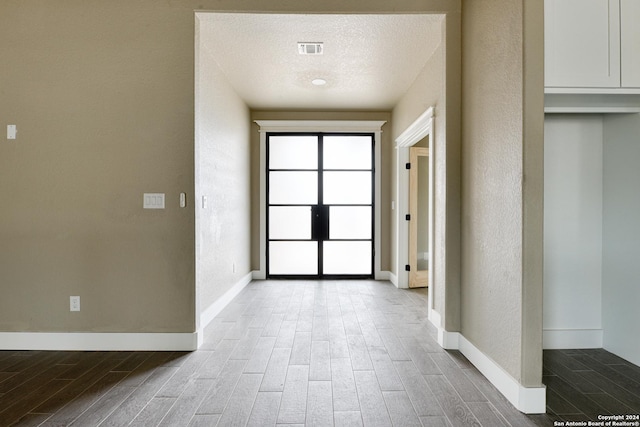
[621,0,640,87]
[545,0,620,88]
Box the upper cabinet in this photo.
[621,0,640,87]
[545,0,640,92]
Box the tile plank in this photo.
[382,390,422,427]
[334,411,364,427]
[424,374,480,426]
[217,373,263,427]
[196,359,246,414]
[277,365,309,424]
[247,392,282,427]
[260,348,291,392]
[331,358,360,412]
[290,331,312,365]
[306,381,333,427]
[310,341,331,381]
[394,361,443,416]
[354,370,392,427]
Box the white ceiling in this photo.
[198,13,443,110]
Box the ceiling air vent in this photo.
[298,42,323,55]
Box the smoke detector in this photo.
[298,42,324,55]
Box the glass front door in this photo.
[267,133,374,279]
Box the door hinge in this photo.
[405,264,410,271]
[406,163,411,170]
[405,214,411,221]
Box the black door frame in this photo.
[266,132,375,280]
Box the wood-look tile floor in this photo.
[0,280,637,426]
[543,348,640,422]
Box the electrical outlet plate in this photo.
[70,296,80,312]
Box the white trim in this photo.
[388,271,398,287]
[255,120,386,280]
[543,328,603,349]
[258,128,267,279]
[254,120,387,133]
[197,271,254,346]
[0,332,198,351]
[375,270,392,281]
[545,107,640,113]
[457,335,546,414]
[395,107,434,147]
[428,312,545,414]
[394,107,434,304]
[545,87,640,95]
[429,307,442,328]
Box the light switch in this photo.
[202,195,208,209]
[7,125,16,140]
[143,193,165,209]
[179,192,186,208]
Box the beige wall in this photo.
[391,13,462,329]
[196,17,252,325]
[0,0,197,332]
[460,0,544,385]
[0,0,461,334]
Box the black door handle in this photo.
[311,205,329,241]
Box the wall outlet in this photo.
[7,125,17,140]
[70,296,80,312]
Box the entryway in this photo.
[266,133,374,279]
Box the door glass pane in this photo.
[329,206,371,239]
[323,241,371,275]
[417,155,429,271]
[323,136,372,170]
[269,241,318,275]
[269,136,318,169]
[269,171,318,204]
[270,206,311,239]
[323,172,371,204]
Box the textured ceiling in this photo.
[198,13,443,110]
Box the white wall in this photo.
[195,16,252,331]
[543,115,604,349]
[602,113,640,366]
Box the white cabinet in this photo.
[545,0,640,91]
[621,0,640,88]
[545,0,620,88]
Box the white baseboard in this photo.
[197,271,254,346]
[457,334,546,414]
[0,332,198,351]
[429,310,459,350]
[429,308,441,328]
[376,271,392,281]
[388,271,398,287]
[429,313,546,414]
[543,328,603,349]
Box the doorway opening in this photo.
[255,120,386,280]
[266,133,374,279]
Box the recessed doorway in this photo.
[267,133,375,279]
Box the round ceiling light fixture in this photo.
[311,78,327,86]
